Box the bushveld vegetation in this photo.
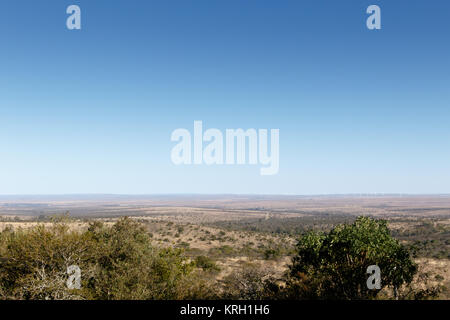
[0,216,446,300]
[286,217,417,299]
[0,218,212,300]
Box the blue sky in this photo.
[0,0,449,194]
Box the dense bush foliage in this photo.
[0,218,208,300]
[286,217,417,299]
[0,216,443,300]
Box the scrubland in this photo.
[0,195,449,300]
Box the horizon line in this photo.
[1,193,450,197]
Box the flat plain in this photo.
[1,194,449,298]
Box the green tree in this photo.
[287,216,417,299]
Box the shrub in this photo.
[220,264,278,300]
[0,218,200,300]
[263,247,282,260]
[194,256,220,272]
[287,216,417,299]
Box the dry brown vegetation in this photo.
[0,195,449,299]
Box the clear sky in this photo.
[0,0,449,195]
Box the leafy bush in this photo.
[194,256,220,272]
[286,216,417,299]
[0,218,201,300]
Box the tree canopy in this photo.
[288,216,417,299]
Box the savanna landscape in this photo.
[0,194,448,300]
